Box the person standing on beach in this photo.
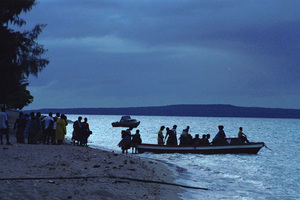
[0,106,11,145]
[52,113,60,145]
[14,112,27,143]
[42,112,54,144]
[131,129,142,153]
[34,112,42,144]
[157,126,165,145]
[27,112,38,144]
[56,114,67,145]
[72,116,83,145]
[82,117,92,146]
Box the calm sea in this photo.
[65,115,300,200]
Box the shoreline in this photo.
[0,134,184,200]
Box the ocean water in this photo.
[65,115,300,200]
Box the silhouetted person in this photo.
[131,129,142,153]
[27,112,37,144]
[34,112,42,144]
[165,127,176,145]
[14,112,26,143]
[82,117,92,146]
[0,107,11,145]
[157,126,165,145]
[203,134,210,144]
[52,113,60,145]
[192,134,201,145]
[212,125,226,144]
[179,130,188,145]
[172,125,178,145]
[183,126,190,133]
[118,129,131,153]
[72,116,83,145]
[238,127,249,143]
[42,112,54,144]
[56,114,67,145]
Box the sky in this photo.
[20,0,300,110]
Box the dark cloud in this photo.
[23,0,300,109]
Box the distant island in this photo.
[25,104,300,119]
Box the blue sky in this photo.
[22,0,300,109]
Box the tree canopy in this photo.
[0,0,49,109]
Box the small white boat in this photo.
[112,116,140,128]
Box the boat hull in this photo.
[111,121,140,128]
[137,142,264,154]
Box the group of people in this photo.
[118,128,142,154]
[158,125,208,146]
[72,116,92,146]
[1,106,93,146]
[157,125,249,146]
[211,125,249,144]
[158,125,179,145]
[13,111,68,145]
[2,104,250,151]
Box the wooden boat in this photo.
[137,139,265,154]
[112,116,140,128]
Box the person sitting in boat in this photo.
[131,129,142,153]
[165,127,176,145]
[187,133,193,145]
[183,126,190,133]
[238,127,249,144]
[179,126,193,145]
[157,126,165,145]
[179,129,189,145]
[212,125,227,144]
[199,134,206,144]
[192,134,201,145]
[204,134,210,144]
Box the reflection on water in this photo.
[65,115,300,200]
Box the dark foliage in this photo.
[0,0,49,109]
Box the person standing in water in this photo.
[157,126,165,145]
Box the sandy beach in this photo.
[0,132,184,200]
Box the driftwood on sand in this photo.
[0,135,186,200]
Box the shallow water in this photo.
[66,115,300,200]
